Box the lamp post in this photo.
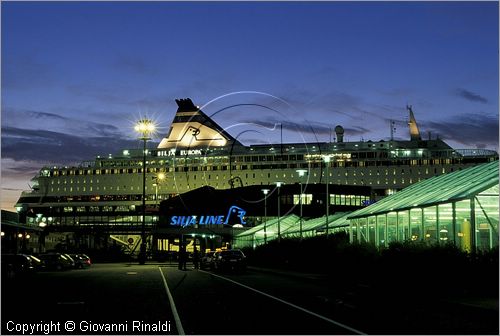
[275,182,283,242]
[135,118,155,265]
[296,169,308,241]
[262,189,270,244]
[322,155,331,238]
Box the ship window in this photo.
[293,194,313,205]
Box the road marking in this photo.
[202,271,366,335]
[158,267,185,335]
[126,272,138,275]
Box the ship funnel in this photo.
[334,125,344,143]
[407,105,422,141]
[157,98,241,149]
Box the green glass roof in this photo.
[348,161,499,219]
[235,215,300,238]
[282,212,349,235]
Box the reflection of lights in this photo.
[457,232,464,237]
[25,234,31,239]
[439,228,449,240]
[18,233,23,238]
[296,169,308,177]
[256,231,275,236]
[425,233,431,238]
[1,232,4,237]
[39,222,47,228]
[411,235,418,241]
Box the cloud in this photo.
[2,107,124,138]
[421,112,498,149]
[454,88,488,104]
[1,126,140,165]
[236,116,372,142]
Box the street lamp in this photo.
[261,189,270,244]
[296,169,308,241]
[275,182,284,242]
[135,118,156,265]
[322,155,331,238]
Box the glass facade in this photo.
[348,162,499,251]
[387,212,397,244]
[350,195,498,251]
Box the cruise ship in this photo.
[14,98,498,252]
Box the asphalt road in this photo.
[2,263,498,335]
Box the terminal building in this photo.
[12,98,498,254]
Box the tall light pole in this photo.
[135,118,155,265]
[262,189,270,244]
[296,169,308,241]
[275,182,283,243]
[322,155,331,238]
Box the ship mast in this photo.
[389,120,396,141]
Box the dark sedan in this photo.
[213,249,247,272]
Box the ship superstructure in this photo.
[15,98,498,240]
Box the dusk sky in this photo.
[2,1,499,211]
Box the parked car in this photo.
[27,255,44,271]
[2,254,39,278]
[62,254,76,268]
[38,253,73,270]
[213,249,247,272]
[200,251,216,270]
[68,254,91,268]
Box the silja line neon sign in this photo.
[170,205,247,227]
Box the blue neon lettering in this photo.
[170,205,247,226]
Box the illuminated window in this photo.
[293,194,313,205]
